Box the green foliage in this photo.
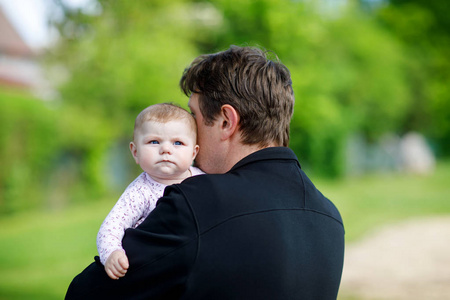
[0,91,59,213]
[50,0,201,125]
[0,89,117,215]
[39,1,209,206]
[374,0,450,155]
[2,0,449,213]
[281,2,409,175]
[47,0,416,177]
[204,0,411,175]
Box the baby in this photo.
[97,103,204,279]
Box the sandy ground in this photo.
[338,216,450,300]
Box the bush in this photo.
[0,90,61,213]
[0,90,122,215]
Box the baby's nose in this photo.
[160,142,172,154]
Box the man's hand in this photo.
[105,250,129,280]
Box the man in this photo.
[66,45,345,299]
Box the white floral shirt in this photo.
[97,166,204,265]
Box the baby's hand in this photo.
[105,250,129,280]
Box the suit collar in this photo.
[229,147,301,171]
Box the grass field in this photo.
[1,160,449,299]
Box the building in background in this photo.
[0,7,52,99]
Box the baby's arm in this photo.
[96,195,136,267]
[97,173,155,278]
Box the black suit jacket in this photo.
[66,147,344,299]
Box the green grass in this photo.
[0,200,110,300]
[1,160,449,299]
[315,159,450,241]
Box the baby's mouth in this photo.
[160,159,174,164]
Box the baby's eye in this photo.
[174,141,183,146]
[149,140,159,144]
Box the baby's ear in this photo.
[193,145,200,160]
[129,142,139,164]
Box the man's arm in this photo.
[66,185,199,300]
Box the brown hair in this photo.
[133,103,197,141]
[180,45,294,147]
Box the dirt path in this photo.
[338,216,450,300]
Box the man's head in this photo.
[180,45,295,148]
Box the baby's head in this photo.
[133,103,197,142]
[130,103,200,184]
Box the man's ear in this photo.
[129,142,139,164]
[220,104,239,140]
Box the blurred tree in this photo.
[49,0,204,125]
[0,91,59,213]
[47,0,213,193]
[46,0,416,183]
[4,0,436,213]
[372,0,450,156]
[273,1,410,176]
[205,0,411,176]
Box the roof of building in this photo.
[0,7,34,57]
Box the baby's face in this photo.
[131,120,199,184]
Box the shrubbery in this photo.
[0,90,120,214]
[2,0,449,214]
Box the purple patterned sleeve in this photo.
[96,173,162,265]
